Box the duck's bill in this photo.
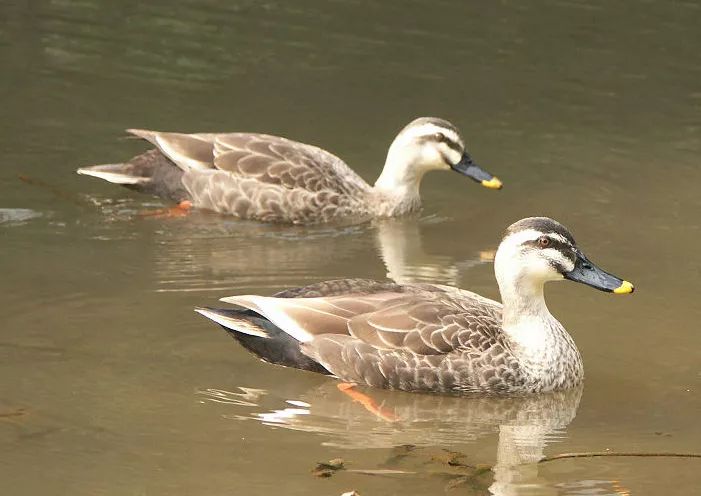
[564,253,634,294]
[451,153,502,190]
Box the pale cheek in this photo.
[528,258,562,283]
[444,147,462,166]
[420,147,444,166]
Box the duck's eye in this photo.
[537,236,551,248]
[434,132,445,142]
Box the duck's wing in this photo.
[272,278,406,298]
[211,133,370,195]
[303,286,509,393]
[220,285,408,344]
[222,281,502,359]
[127,129,218,171]
[346,289,502,356]
[127,129,371,194]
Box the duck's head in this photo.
[495,217,634,294]
[375,117,502,192]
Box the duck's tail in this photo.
[77,163,149,185]
[194,307,330,374]
[77,149,190,203]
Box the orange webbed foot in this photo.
[138,200,193,218]
[337,383,398,422]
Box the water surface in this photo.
[2,0,701,494]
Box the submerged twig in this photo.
[540,451,701,463]
[18,175,94,209]
[0,408,28,419]
[345,469,416,476]
[311,458,415,479]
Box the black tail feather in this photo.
[78,149,190,203]
[198,307,331,375]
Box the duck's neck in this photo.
[497,275,551,331]
[495,267,565,353]
[372,145,425,215]
[495,267,583,389]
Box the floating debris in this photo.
[384,444,417,465]
[312,458,345,478]
[309,446,494,494]
[429,448,470,467]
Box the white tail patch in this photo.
[194,307,270,338]
[77,166,148,185]
[219,295,316,343]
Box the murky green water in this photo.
[2,0,701,494]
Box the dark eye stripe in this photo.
[524,236,577,274]
[442,138,462,154]
[507,218,576,245]
[418,134,462,154]
[523,237,576,263]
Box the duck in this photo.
[76,117,502,224]
[195,217,634,395]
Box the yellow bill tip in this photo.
[613,280,634,294]
[481,176,503,190]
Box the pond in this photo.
[1,0,700,494]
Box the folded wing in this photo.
[127,129,217,171]
[222,281,502,359]
[212,133,369,195]
[128,129,370,195]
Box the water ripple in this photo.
[0,208,43,226]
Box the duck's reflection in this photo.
[373,216,494,286]
[199,382,583,495]
[149,213,374,293]
[147,213,494,292]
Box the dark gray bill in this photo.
[564,251,634,294]
[451,152,502,189]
